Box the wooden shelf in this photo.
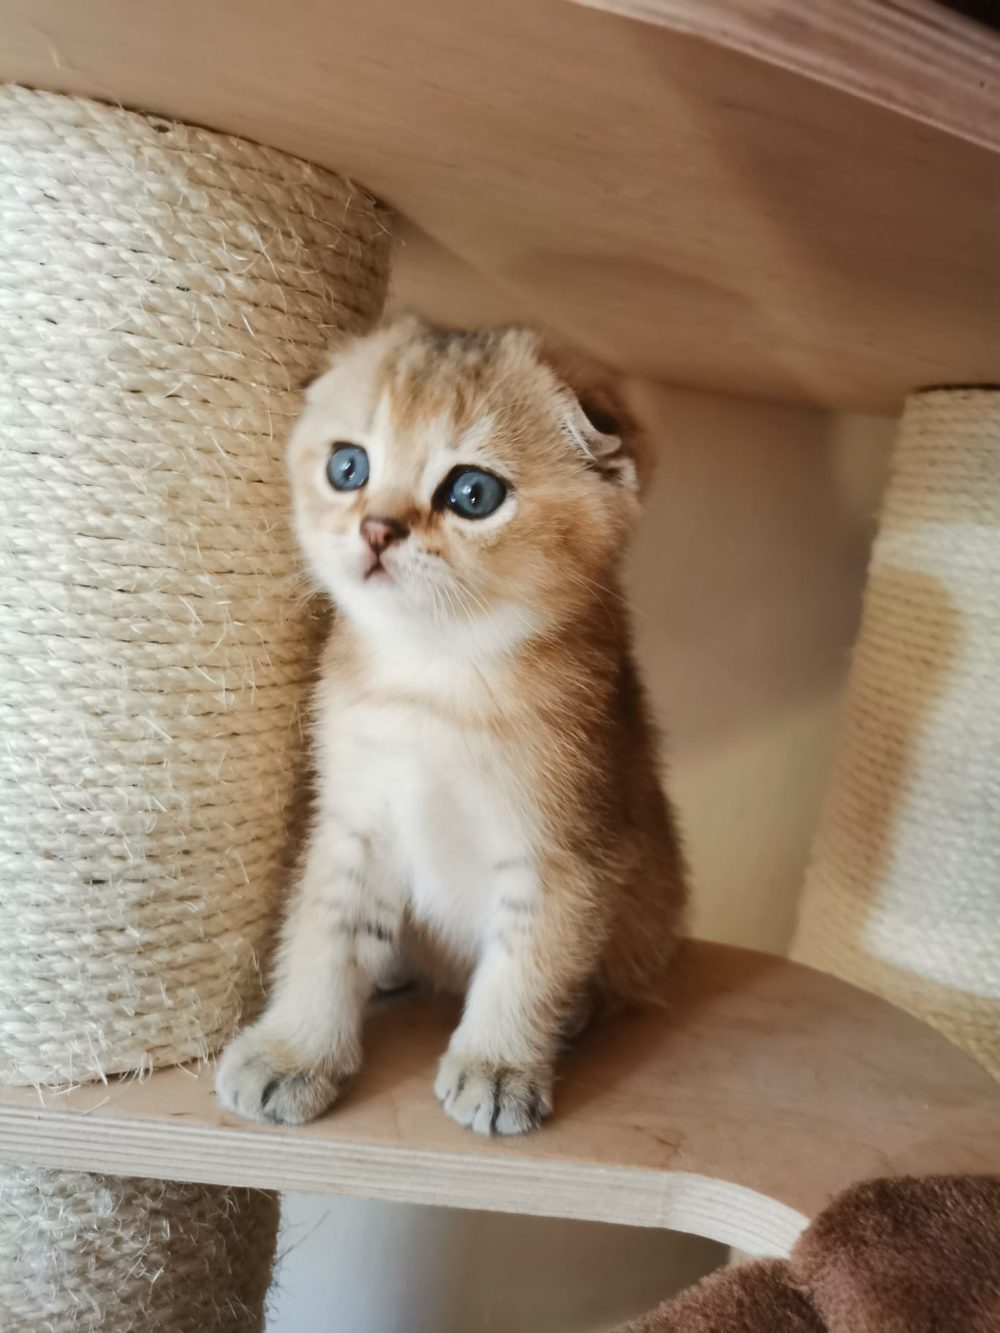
[571,0,1000,155]
[2,0,999,410]
[2,944,998,1255]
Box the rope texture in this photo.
[0,86,390,1084]
[794,390,1000,1078]
[0,84,390,1331]
[0,1166,279,1331]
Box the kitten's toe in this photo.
[435,1051,552,1135]
[215,1025,344,1126]
[372,952,419,999]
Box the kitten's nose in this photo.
[361,515,409,554]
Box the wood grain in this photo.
[571,0,1000,154]
[1,945,997,1255]
[1,0,999,410]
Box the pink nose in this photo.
[361,515,408,554]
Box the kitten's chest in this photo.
[334,701,534,952]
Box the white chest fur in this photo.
[318,688,537,964]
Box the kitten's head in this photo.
[288,316,649,647]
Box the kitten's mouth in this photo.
[363,555,392,582]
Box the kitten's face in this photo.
[288,319,644,646]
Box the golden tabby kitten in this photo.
[216,317,686,1135]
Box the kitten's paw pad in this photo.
[215,1027,344,1126]
[434,1052,552,1135]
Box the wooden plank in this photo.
[570,0,1000,155]
[1,0,999,411]
[1,945,997,1254]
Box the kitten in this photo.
[216,317,686,1135]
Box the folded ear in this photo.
[296,331,356,393]
[297,362,327,392]
[298,315,427,394]
[535,338,651,494]
[563,389,639,490]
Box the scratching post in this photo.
[794,390,1000,1079]
[0,1170,279,1330]
[0,86,390,1327]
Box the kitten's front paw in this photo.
[215,1025,344,1126]
[434,1050,552,1136]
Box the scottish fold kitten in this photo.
[217,317,686,1135]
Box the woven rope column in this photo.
[794,390,1000,1079]
[0,86,391,1328]
[0,1171,280,1331]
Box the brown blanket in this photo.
[618,1177,1000,1332]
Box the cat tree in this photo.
[795,390,1000,1078]
[0,2,1000,1328]
[0,86,389,1327]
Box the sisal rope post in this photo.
[794,390,1000,1079]
[0,85,391,1328]
[0,1170,280,1332]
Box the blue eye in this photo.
[327,444,369,491]
[441,467,508,520]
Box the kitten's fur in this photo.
[216,317,686,1135]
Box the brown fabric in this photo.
[792,1176,1000,1333]
[615,1176,1000,1333]
[620,1260,824,1333]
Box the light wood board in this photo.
[1,0,999,411]
[571,0,1000,155]
[1,944,998,1255]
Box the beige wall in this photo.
[268,363,894,1330]
[629,380,892,951]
